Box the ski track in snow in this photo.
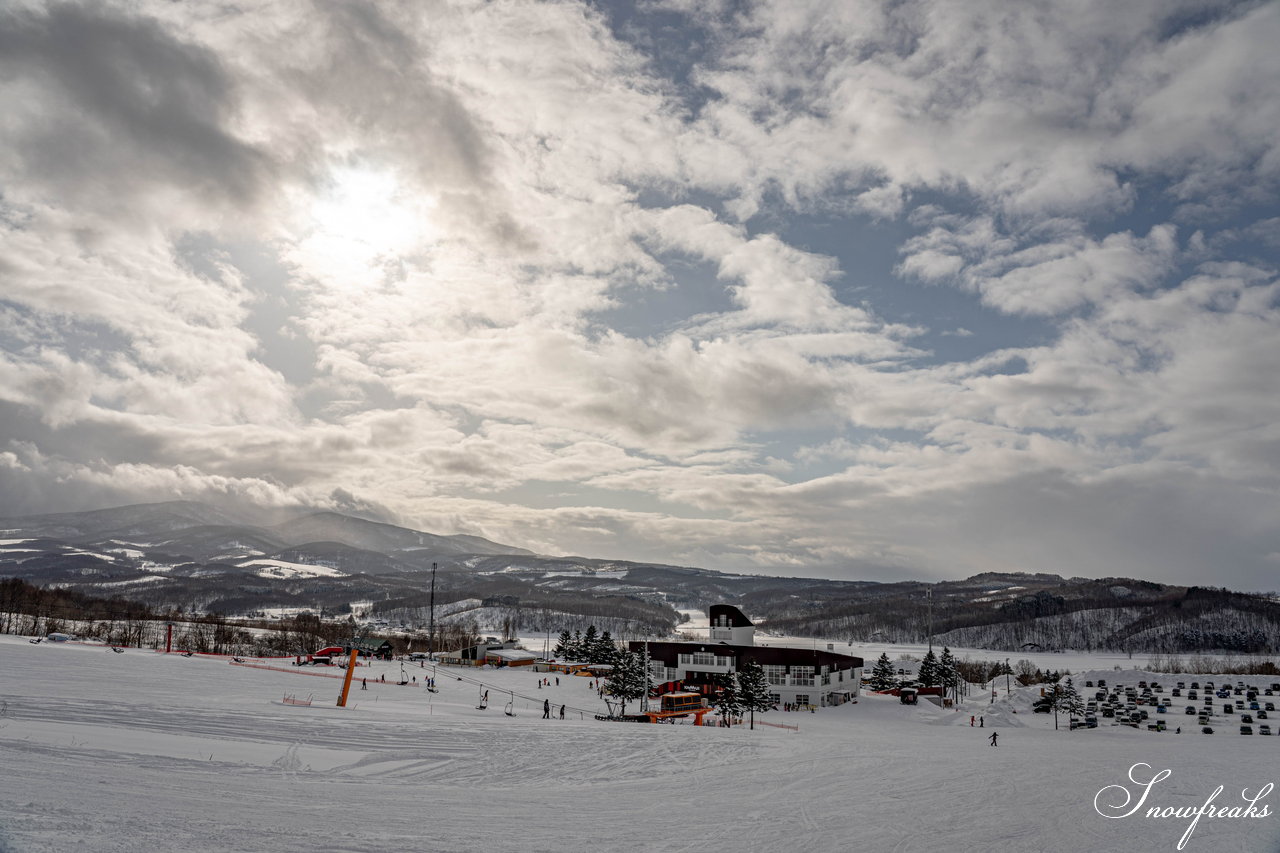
[1,639,1278,852]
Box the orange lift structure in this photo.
[642,692,713,725]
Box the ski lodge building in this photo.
[630,605,864,710]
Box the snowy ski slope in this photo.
[0,635,1276,852]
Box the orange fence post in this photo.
[336,649,359,707]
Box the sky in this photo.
[1,0,1278,591]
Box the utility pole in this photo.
[926,586,933,652]
[642,640,651,713]
[428,562,437,661]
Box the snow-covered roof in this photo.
[486,648,537,662]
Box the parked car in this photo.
[1185,706,1197,715]
[1260,725,1272,736]
[1240,725,1253,735]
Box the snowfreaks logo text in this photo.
[1094,762,1273,850]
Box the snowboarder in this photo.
[989,731,999,747]
[543,699,551,719]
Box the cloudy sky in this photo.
[1,1,1278,590]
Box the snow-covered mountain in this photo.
[4,502,1279,654]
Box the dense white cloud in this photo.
[0,0,1277,590]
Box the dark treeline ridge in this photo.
[747,577,1280,654]
[0,576,481,657]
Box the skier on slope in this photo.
[989,731,999,746]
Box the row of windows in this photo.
[679,652,733,667]
[652,658,859,687]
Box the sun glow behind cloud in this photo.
[304,167,433,267]
[0,0,1278,590]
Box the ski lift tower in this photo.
[428,561,437,661]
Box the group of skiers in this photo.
[542,699,566,719]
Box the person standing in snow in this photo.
[560,704,565,720]
[361,678,367,690]
[989,731,999,746]
[543,699,551,719]
[970,716,974,726]
[979,717,984,727]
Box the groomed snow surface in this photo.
[1,636,1277,853]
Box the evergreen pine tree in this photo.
[917,649,939,687]
[735,659,772,730]
[594,630,618,665]
[710,671,743,726]
[552,630,572,659]
[869,652,897,692]
[603,649,647,717]
[582,625,599,661]
[570,629,583,660]
[1060,677,1084,726]
[939,647,958,701]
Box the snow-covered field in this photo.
[1,635,1276,853]
[235,558,349,580]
